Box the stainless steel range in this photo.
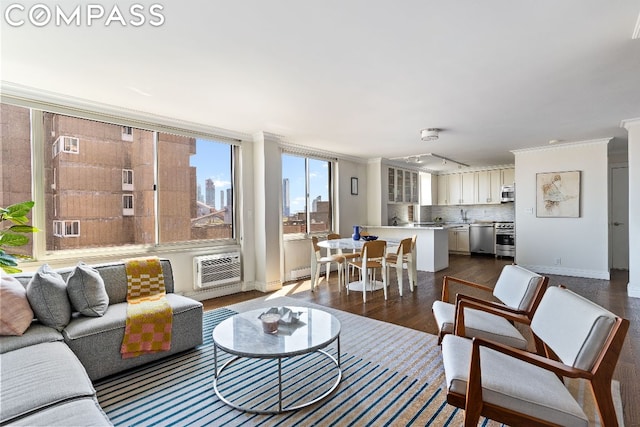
[494,221,515,257]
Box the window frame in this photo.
[7,103,243,261]
[122,169,134,191]
[52,220,80,237]
[122,194,134,216]
[52,135,79,157]
[281,152,335,237]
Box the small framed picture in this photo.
[351,177,358,195]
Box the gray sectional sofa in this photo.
[0,259,203,426]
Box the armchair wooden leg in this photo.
[591,377,619,427]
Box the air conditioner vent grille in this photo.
[193,252,241,289]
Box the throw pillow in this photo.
[0,276,34,336]
[26,264,71,331]
[66,262,109,316]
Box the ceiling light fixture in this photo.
[420,128,440,141]
[391,152,469,168]
[423,152,469,167]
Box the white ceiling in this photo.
[2,1,640,170]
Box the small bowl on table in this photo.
[361,235,378,241]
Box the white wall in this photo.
[338,159,368,237]
[622,119,640,297]
[513,139,610,279]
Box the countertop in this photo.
[364,222,485,230]
[363,224,449,230]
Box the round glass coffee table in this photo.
[212,306,341,414]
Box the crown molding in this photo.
[620,117,640,129]
[511,137,612,155]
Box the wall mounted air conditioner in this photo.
[193,252,241,289]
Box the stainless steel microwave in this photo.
[501,185,515,203]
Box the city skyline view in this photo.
[191,139,232,209]
[282,154,329,215]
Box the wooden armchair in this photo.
[432,264,548,349]
[441,286,629,427]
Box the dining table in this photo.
[317,237,400,300]
[316,237,400,252]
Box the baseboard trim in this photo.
[520,264,610,280]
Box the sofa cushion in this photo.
[26,264,72,331]
[0,323,63,354]
[492,264,543,311]
[0,341,96,424]
[67,262,109,316]
[0,275,34,336]
[9,397,112,426]
[432,300,528,349]
[442,334,588,427]
[531,286,616,371]
[64,294,203,380]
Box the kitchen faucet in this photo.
[460,209,468,223]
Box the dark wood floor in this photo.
[203,255,638,426]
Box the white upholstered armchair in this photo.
[440,285,629,427]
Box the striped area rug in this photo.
[94,296,619,426]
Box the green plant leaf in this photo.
[5,201,34,216]
[0,264,22,274]
[8,225,39,233]
[0,233,29,246]
[0,252,19,267]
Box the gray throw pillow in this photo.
[26,264,71,331]
[66,262,109,317]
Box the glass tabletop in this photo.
[212,307,341,358]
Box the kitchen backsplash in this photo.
[425,204,515,223]
[387,203,515,225]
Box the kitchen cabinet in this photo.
[448,172,475,205]
[388,167,418,203]
[448,226,470,254]
[419,172,436,205]
[502,168,515,186]
[436,174,448,205]
[476,169,502,204]
[434,167,514,206]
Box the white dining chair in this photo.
[327,233,360,283]
[384,236,416,296]
[310,236,346,292]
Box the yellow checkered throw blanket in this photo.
[120,257,173,359]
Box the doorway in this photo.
[610,165,629,270]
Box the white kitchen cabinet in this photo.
[410,171,419,203]
[388,167,395,202]
[448,226,470,254]
[388,167,419,203]
[447,172,475,205]
[476,169,502,204]
[436,174,449,205]
[501,168,515,186]
[419,172,436,205]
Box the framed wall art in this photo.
[536,171,581,217]
[351,177,358,195]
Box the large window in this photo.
[282,153,332,234]
[0,102,238,254]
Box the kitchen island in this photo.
[361,225,449,272]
